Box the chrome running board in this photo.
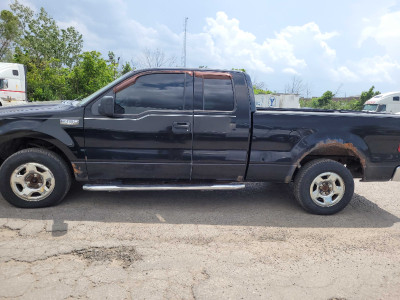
[82,183,246,192]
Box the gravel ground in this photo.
[0,180,400,299]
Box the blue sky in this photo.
[2,0,400,96]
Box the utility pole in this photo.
[182,17,188,67]
[114,57,120,79]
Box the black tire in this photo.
[0,148,71,208]
[293,159,354,215]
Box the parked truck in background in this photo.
[0,68,399,215]
[0,63,27,106]
[363,91,400,114]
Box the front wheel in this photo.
[0,148,71,208]
[293,159,354,215]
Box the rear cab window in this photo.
[194,72,235,111]
[203,78,234,111]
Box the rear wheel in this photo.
[293,159,354,215]
[0,148,71,208]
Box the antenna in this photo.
[182,17,188,67]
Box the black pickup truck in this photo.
[0,68,399,214]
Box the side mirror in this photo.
[98,96,114,117]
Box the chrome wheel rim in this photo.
[309,172,345,207]
[10,163,55,201]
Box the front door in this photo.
[84,71,194,181]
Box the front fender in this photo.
[0,118,79,160]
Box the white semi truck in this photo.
[363,91,400,114]
[0,63,27,106]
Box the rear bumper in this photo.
[392,167,400,181]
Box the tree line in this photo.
[300,86,380,110]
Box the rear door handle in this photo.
[172,121,191,133]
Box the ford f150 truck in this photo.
[0,69,399,214]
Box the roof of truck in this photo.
[371,91,400,98]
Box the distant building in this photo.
[255,94,300,109]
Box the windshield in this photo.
[78,74,131,106]
[363,104,378,112]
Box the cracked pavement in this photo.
[1,181,400,299]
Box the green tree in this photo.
[311,90,333,108]
[121,62,133,75]
[302,90,360,111]
[0,10,21,61]
[67,51,114,100]
[253,87,272,95]
[10,0,82,68]
[232,68,246,72]
[7,0,84,101]
[355,86,380,110]
[26,58,69,101]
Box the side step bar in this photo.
[82,183,246,192]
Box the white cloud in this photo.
[266,22,338,61]
[330,66,359,82]
[358,10,400,56]
[331,55,400,83]
[187,13,339,77]
[353,55,400,83]
[282,68,300,75]
[188,12,275,73]
[58,2,182,63]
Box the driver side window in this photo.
[115,73,186,115]
[0,79,8,89]
[377,104,386,112]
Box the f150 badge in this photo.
[60,119,80,126]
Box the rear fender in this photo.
[289,133,369,179]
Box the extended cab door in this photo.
[83,71,194,180]
[191,71,252,181]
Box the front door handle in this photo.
[172,121,191,133]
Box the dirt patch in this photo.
[72,246,142,268]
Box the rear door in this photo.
[84,71,194,180]
[191,71,251,181]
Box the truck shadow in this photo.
[0,182,399,229]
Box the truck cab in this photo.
[0,63,27,106]
[363,92,400,114]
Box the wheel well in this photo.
[0,138,73,177]
[293,144,364,181]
